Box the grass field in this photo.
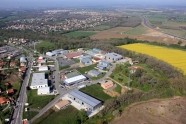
[12,82,21,98]
[114,83,122,94]
[118,43,186,74]
[161,28,186,37]
[80,84,112,102]
[65,31,97,37]
[36,41,56,52]
[123,25,147,35]
[27,90,55,109]
[23,111,39,120]
[33,106,80,124]
[146,14,167,22]
[88,25,110,31]
[77,64,97,74]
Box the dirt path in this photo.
[110,96,186,124]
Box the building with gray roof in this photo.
[30,73,48,89]
[97,60,110,70]
[88,70,102,77]
[20,57,27,63]
[64,75,86,86]
[80,58,92,66]
[104,52,123,62]
[68,90,102,111]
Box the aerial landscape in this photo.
[0,0,186,124]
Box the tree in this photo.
[77,109,88,124]
[112,110,121,117]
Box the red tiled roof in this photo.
[19,67,26,72]
[0,97,9,104]
[7,89,14,94]
[10,61,16,66]
[93,57,100,61]
[23,119,28,124]
[66,52,82,59]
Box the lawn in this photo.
[36,41,56,52]
[123,25,147,35]
[65,31,97,37]
[114,83,122,94]
[33,106,80,124]
[46,62,55,65]
[23,111,39,120]
[80,84,112,102]
[88,25,110,31]
[77,64,97,74]
[119,43,186,74]
[27,90,55,109]
[59,65,70,71]
[12,82,21,98]
[73,58,80,63]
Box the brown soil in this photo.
[110,96,186,124]
[4,74,20,84]
[90,27,186,45]
[103,90,120,97]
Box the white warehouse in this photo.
[64,75,86,86]
[30,73,48,89]
[37,87,50,95]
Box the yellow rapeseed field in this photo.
[118,43,186,74]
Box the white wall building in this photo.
[38,66,48,71]
[46,52,54,57]
[30,73,48,89]
[37,87,50,95]
[64,75,86,86]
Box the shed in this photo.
[37,87,50,95]
[55,100,70,110]
[88,70,101,77]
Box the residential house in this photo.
[100,80,114,89]
[0,97,10,105]
[80,58,92,66]
[104,52,123,62]
[88,70,102,77]
[10,61,16,67]
[6,89,14,94]
[92,57,101,63]
[97,60,110,70]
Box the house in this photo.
[104,52,123,62]
[65,52,83,59]
[80,58,92,66]
[37,87,50,95]
[6,89,14,94]
[79,55,92,60]
[68,90,102,111]
[22,119,28,124]
[0,62,6,67]
[64,75,86,86]
[55,100,70,110]
[92,57,101,63]
[20,57,27,63]
[30,73,48,89]
[46,52,54,57]
[20,62,26,67]
[92,48,103,54]
[88,70,102,77]
[38,66,48,72]
[10,61,16,67]
[86,49,99,56]
[97,60,110,70]
[0,97,10,105]
[52,49,63,56]
[62,71,80,79]
[19,67,26,72]
[100,80,114,89]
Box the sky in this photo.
[1,0,186,8]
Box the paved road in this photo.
[10,51,33,124]
[141,15,186,41]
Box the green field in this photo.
[114,83,122,94]
[146,14,167,22]
[88,25,110,31]
[27,90,55,109]
[161,28,186,37]
[12,82,21,98]
[23,111,39,120]
[80,84,112,102]
[1,15,18,21]
[77,64,97,74]
[36,41,56,52]
[123,25,147,35]
[65,31,97,37]
[33,106,80,124]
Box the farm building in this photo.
[97,60,110,70]
[104,52,123,62]
[100,80,114,89]
[88,70,101,77]
[64,75,86,86]
[46,52,54,57]
[68,90,102,111]
[37,87,50,95]
[30,73,48,89]
[62,71,80,79]
[38,66,48,71]
[55,100,70,110]
[0,97,10,105]
[92,57,101,63]
[65,52,83,59]
[20,57,27,63]
[80,58,92,66]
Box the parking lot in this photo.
[57,57,75,66]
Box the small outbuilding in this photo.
[37,87,50,95]
[55,100,70,110]
[88,70,101,77]
[101,80,114,89]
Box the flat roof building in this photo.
[68,90,102,111]
[46,52,54,57]
[64,75,86,86]
[38,66,48,72]
[66,52,83,59]
[64,71,80,79]
[104,52,123,62]
[30,73,48,89]
[88,70,102,77]
[37,87,50,95]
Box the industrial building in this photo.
[68,90,102,111]
[80,58,92,66]
[62,71,80,79]
[104,52,123,62]
[97,60,110,70]
[60,50,68,55]
[30,73,48,89]
[37,87,50,95]
[88,70,102,77]
[64,75,86,86]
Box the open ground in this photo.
[110,96,186,124]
